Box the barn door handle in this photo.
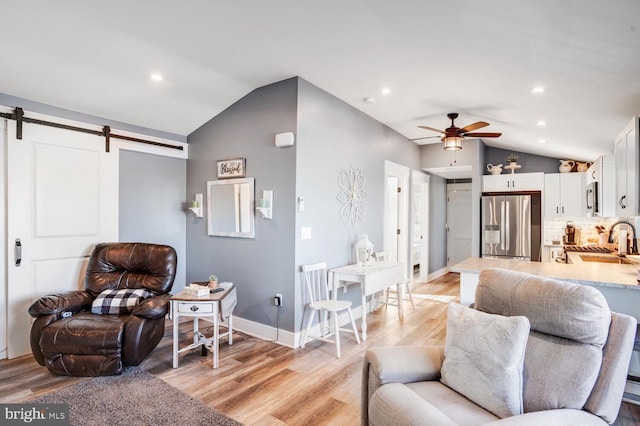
[15,239,22,266]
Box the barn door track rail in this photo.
[0,107,184,152]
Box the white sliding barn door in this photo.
[6,120,118,358]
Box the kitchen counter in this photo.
[451,257,640,289]
[451,257,640,321]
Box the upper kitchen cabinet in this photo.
[482,172,543,193]
[586,155,615,217]
[615,116,640,216]
[544,173,585,218]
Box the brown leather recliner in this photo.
[28,242,177,376]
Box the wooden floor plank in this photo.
[1,272,639,425]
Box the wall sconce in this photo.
[256,190,273,219]
[189,193,203,218]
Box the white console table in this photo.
[171,282,237,369]
[329,262,405,341]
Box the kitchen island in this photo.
[451,257,640,320]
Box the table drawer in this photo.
[176,302,213,313]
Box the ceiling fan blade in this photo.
[418,125,445,134]
[463,132,502,138]
[410,135,442,141]
[459,121,489,133]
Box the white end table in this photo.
[171,282,237,369]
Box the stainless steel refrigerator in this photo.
[481,194,532,260]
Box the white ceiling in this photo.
[2,1,639,161]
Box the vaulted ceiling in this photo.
[2,1,639,161]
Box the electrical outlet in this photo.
[274,293,283,307]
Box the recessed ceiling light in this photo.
[381,87,391,96]
[363,97,376,103]
[538,139,547,144]
[536,120,547,127]
[150,73,163,82]
[531,86,545,94]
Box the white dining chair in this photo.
[300,262,360,358]
[375,251,415,316]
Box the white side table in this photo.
[171,282,237,369]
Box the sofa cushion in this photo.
[91,288,151,315]
[440,302,530,418]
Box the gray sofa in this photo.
[362,268,637,425]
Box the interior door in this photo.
[447,184,472,265]
[386,176,400,262]
[6,120,118,358]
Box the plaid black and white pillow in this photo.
[91,288,152,315]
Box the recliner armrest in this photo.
[132,294,171,319]
[366,345,445,384]
[28,291,93,317]
[362,345,444,426]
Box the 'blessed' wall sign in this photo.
[217,158,246,179]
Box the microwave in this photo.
[586,181,599,216]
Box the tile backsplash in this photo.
[544,217,640,246]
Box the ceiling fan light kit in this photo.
[444,136,462,150]
[417,112,502,150]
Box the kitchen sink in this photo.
[579,254,636,265]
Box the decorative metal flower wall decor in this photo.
[337,166,367,226]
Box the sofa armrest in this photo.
[362,346,444,426]
[132,294,171,319]
[28,291,92,317]
[485,409,608,425]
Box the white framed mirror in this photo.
[207,177,255,238]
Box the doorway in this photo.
[384,161,410,279]
[446,182,472,266]
[411,171,429,283]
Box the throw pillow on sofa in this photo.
[91,288,152,315]
[440,302,530,418]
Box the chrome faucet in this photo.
[607,220,638,254]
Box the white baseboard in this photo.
[427,267,449,281]
[231,307,364,349]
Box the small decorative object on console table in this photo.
[208,274,218,288]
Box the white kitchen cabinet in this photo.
[586,155,615,217]
[544,172,585,218]
[482,172,543,192]
[615,116,639,216]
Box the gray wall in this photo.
[428,175,448,272]
[484,146,561,174]
[295,78,421,331]
[186,78,298,332]
[119,150,187,290]
[186,77,421,334]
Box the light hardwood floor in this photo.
[1,273,639,425]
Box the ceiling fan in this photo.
[413,113,502,150]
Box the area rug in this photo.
[28,367,242,426]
